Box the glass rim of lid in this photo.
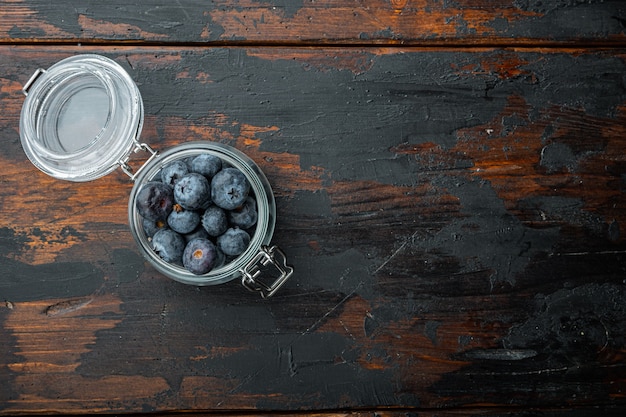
[19,54,143,182]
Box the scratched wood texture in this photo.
[0,0,625,45]
[1,1,626,417]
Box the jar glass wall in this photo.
[128,142,276,286]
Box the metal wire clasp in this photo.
[119,141,158,181]
[23,68,46,96]
[241,245,294,298]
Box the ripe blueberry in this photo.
[143,217,168,238]
[227,196,257,229]
[183,238,219,275]
[191,154,222,179]
[201,205,228,237]
[211,168,250,210]
[161,160,189,187]
[136,181,174,221]
[174,173,211,211]
[184,226,210,243]
[217,227,251,257]
[152,228,185,264]
[167,204,201,234]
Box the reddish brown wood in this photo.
[0,0,624,45]
[0,4,625,417]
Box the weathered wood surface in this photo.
[1,45,625,415]
[0,0,624,45]
[1,1,626,416]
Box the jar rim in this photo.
[19,54,143,182]
[128,142,277,286]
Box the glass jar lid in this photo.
[19,54,144,182]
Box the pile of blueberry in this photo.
[135,153,258,275]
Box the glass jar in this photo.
[19,54,293,298]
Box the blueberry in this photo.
[183,238,219,275]
[211,167,250,210]
[174,173,211,210]
[227,196,257,229]
[143,217,168,238]
[183,226,210,243]
[213,247,226,269]
[136,181,174,221]
[217,227,251,257]
[167,204,201,234]
[201,205,228,237]
[191,154,222,179]
[183,156,195,171]
[152,228,185,264]
[160,160,189,188]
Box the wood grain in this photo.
[1,2,626,415]
[0,0,624,45]
[1,44,625,414]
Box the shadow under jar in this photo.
[19,54,293,298]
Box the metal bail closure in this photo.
[119,141,158,181]
[22,68,46,96]
[241,245,294,298]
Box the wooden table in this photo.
[1,1,626,415]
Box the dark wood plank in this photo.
[0,0,625,45]
[1,45,626,414]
